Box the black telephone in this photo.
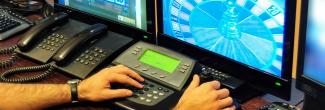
[17,12,90,63]
[18,12,69,51]
[52,24,134,78]
[0,12,70,69]
[1,22,134,82]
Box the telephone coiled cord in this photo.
[0,63,55,83]
[0,45,18,68]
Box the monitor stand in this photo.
[303,94,325,110]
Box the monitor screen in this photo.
[303,0,325,85]
[163,0,286,77]
[58,0,147,30]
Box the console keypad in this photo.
[118,80,174,106]
[37,33,66,51]
[75,47,107,66]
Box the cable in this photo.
[0,63,55,83]
[0,45,19,68]
[41,0,53,17]
[295,99,304,106]
[0,45,17,54]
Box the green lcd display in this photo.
[139,50,180,73]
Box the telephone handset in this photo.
[17,13,90,64]
[52,24,108,65]
[18,12,69,51]
[53,24,133,79]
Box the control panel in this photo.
[113,41,195,91]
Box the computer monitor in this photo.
[297,0,325,109]
[157,0,296,100]
[54,0,156,42]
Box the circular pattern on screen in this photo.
[168,0,285,75]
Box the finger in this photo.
[202,80,221,90]
[186,74,200,91]
[117,65,145,82]
[103,89,133,99]
[217,97,234,109]
[109,73,143,88]
[222,105,236,110]
[214,88,230,99]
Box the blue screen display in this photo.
[304,0,325,85]
[58,0,147,30]
[163,0,286,77]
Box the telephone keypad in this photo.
[37,33,66,51]
[75,47,107,66]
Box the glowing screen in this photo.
[139,50,181,73]
[163,0,286,77]
[59,0,147,30]
[304,0,325,84]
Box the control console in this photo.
[113,41,195,91]
[111,41,195,109]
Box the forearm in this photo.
[0,83,71,110]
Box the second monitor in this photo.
[158,0,296,100]
[58,0,147,30]
[56,0,156,42]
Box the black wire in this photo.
[41,0,53,17]
[0,45,19,69]
[0,45,17,55]
[0,63,55,83]
[295,99,304,106]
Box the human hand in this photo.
[174,74,235,110]
[77,65,144,102]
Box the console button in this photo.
[159,75,166,78]
[158,93,165,96]
[134,64,141,68]
[146,99,152,103]
[142,68,149,71]
[134,48,140,52]
[136,46,142,49]
[150,72,158,75]
[131,52,137,55]
[181,66,188,70]
[140,97,145,100]
[153,96,159,99]
[147,94,153,97]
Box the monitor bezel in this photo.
[296,0,325,102]
[157,0,296,100]
[54,0,156,43]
